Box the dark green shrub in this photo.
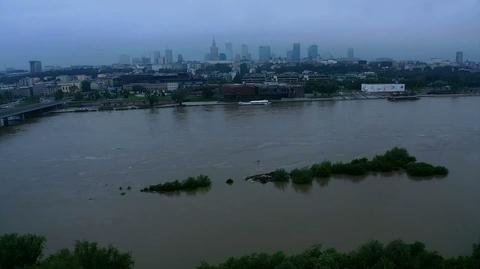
[406,162,436,177]
[290,168,313,184]
[434,166,449,176]
[142,175,211,193]
[269,169,290,182]
[0,233,45,269]
[310,161,332,177]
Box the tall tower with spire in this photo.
[210,37,219,61]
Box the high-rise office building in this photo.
[29,60,42,73]
[292,43,301,62]
[347,48,354,59]
[456,51,464,65]
[177,54,184,63]
[307,45,318,60]
[165,49,173,64]
[225,42,233,61]
[286,51,293,61]
[241,44,250,60]
[219,53,227,61]
[141,57,151,65]
[259,46,271,63]
[119,54,131,65]
[153,51,161,65]
[210,38,219,61]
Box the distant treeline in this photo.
[246,147,448,185]
[198,239,480,269]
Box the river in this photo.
[1,97,479,268]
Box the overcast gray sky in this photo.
[1,0,479,69]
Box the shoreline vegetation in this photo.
[1,234,478,269]
[198,240,480,269]
[141,175,211,193]
[0,234,134,269]
[47,93,480,115]
[246,147,448,185]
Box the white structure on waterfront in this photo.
[361,84,405,93]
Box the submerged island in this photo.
[141,175,211,193]
[246,147,448,184]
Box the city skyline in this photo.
[1,0,479,68]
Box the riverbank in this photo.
[49,93,480,115]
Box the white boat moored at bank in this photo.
[238,100,270,105]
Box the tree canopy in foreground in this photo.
[198,240,480,269]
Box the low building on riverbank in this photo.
[361,84,405,93]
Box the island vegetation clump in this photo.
[141,175,211,193]
[197,239,480,269]
[246,147,448,184]
[406,162,449,177]
[290,168,314,184]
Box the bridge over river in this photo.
[0,101,65,126]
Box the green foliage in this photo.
[370,147,417,171]
[310,161,332,177]
[54,90,64,100]
[406,162,449,177]
[36,249,83,269]
[141,175,211,193]
[80,81,91,92]
[290,168,313,184]
[30,241,133,269]
[201,88,215,99]
[269,169,290,182]
[331,158,370,176]
[305,80,339,95]
[144,91,159,106]
[22,96,41,105]
[70,241,133,269]
[198,239,480,269]
[0,233,45,269]
[170,90,188,105]
[246,148,447,187]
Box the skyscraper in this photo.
[225,42,233,61]
[29,61,42,73]
[177,54,184,63]
[292,43,301,62]
[307,45,318,60]
[259,46,271,63]
[210,37,219,61]
[347,48,354,59]
[153,51,161,65]
[241,44,250,60]
[456,51,464,65]
[165,49,173,64]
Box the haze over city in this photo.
[1,0,479,69]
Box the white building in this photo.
[361,84,405,93]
